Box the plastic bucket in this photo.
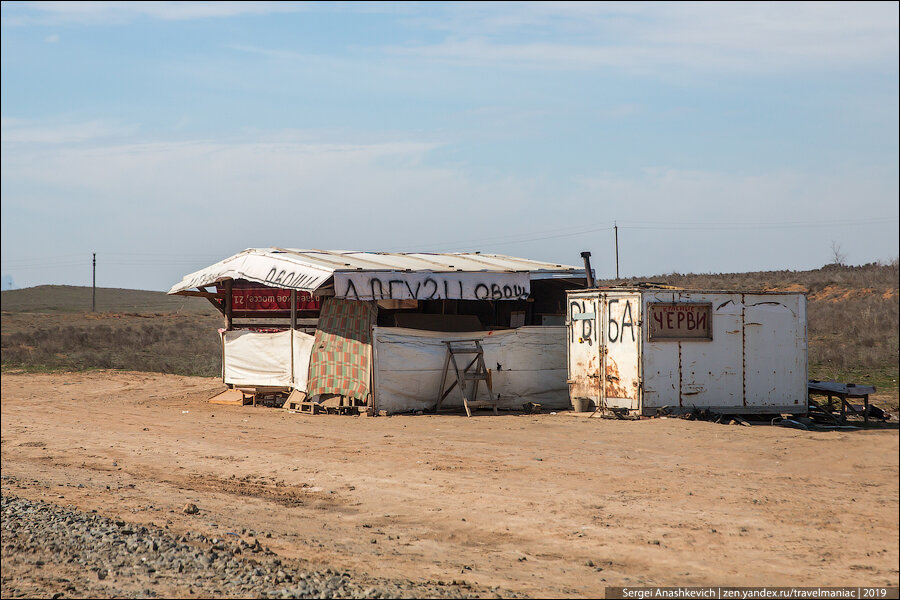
[572,397,591,413]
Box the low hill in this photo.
[2,264,897,396]
[597,261,898,297]
[0,285,218,315]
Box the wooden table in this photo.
[808,380,877,425]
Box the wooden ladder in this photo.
[435,339,497,417]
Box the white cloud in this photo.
[1,118,138,144]
[3,1,306,26]
[44,33,59,42]
[2,126,896,289]
[2,137,441,201]
[386,2,899,73]
[7,2,896,75]
[576,166,899,223]
[0,130,548,288]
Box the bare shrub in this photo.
[830,241,847,266]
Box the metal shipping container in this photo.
[566,288,808,415]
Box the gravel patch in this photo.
[2,494,521,598]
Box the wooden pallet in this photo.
[208,389,250,406]
[284,391,363,415]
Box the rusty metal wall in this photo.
[567,290,807,414]
[566,291,642,411]
[643,291,744,412]
[567,293,602,408]
[741,293,807,410]
[602,292,641,410]
[641,291,807,413]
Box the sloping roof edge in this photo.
[168,248,586,295]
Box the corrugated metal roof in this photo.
[169,248,586,296]
[268,248,581,274]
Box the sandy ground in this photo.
[2,371,898,597]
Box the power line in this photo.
[0,262,89,269]
[433,225,616,252]
[618,218,895,231]
[2,216,896,273]
[414,216,898,251]
[380,215,896,254]
[386,221,618,252]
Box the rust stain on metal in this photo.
[604,356,630,399]
[569,351,601,400]
[741,293,747,407]
[677,341,682,408]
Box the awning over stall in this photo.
[169,248,586,301]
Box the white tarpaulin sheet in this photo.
[170,249,580,298]
[291,330,315,392]
[335,271,530,301]
[223,329,315,391]
[170,249,333,294]
[223,330,292,387]
[372,326,568,413]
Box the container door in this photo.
[603,294,641,410]
[742,293,808,409]
[567,294,601,408]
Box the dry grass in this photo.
[1,286,223,377]
[3,264,898,391]
[1,313,223,377]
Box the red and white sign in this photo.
[217,284,321,312]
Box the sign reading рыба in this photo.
[648,302,712,340]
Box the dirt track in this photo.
[2,371,898,597]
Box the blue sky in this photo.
[1,1,898,291]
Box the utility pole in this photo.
[92,253,96,312]
[614,222,620,280]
